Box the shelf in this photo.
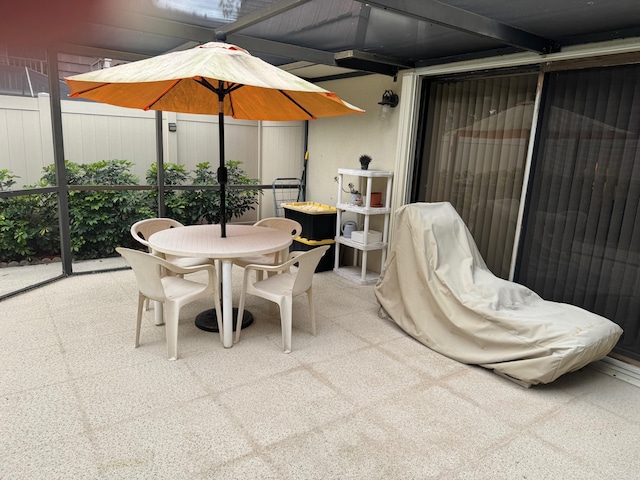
[334,168,393,285]
[338,168,393,178]
[336,202,390,215]
[336,236,386,251]
[333,266,381,285]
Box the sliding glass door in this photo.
[414,73,538,279]
[414,63,639,360]
[518,65,640,360]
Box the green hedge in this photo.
[0,160,260,263]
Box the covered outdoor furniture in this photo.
[116,247,222,361]
[236,245,330,353]
[374,202,623,385]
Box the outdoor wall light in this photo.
[378,90,399,118]
[168,123,177,132]
[378,90,399,108]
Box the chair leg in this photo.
[212,286,223,344]
[280,296,293,353]
[165,302,179,361]
[135,293,145,348]
[235,288,247,344]
[153,300,164,326]
[307,287,317,336]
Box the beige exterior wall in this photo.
[308,74,406,270]
[309,74,402,207]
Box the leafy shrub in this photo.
[0,159,261,263]
[180,161,262,225]
[1,160,152,262]
[145,162,191,221]
[52,160,153,259]
[0,169,18,191]
[0,192,58,261]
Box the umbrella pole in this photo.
[217,88,227,237]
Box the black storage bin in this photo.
[290,237,335,272]
[283,202,337,241]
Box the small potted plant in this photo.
[359,154,372,170]
[346,182,362,205]
[334,176,362,205]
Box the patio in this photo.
[2,262,639,479]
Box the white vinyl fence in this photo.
[0,93,305,218]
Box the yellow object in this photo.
[294,237,335,246]
[283,202,337,214]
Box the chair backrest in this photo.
[130,218,184,249]
[255,217,303,239]
[116,247,167,302]
[291,245,330,296]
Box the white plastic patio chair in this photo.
[233,217,303,279]
[131,218,215,310]
[235,244,330,353]
[131,217,214,269]
[116,247,222,361]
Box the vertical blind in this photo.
[518,65,640,361]
[419,74,538,279]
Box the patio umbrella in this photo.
[65,41,364,236]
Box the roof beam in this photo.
[228,35,407,76]
[227,34,336,66]
[88,8,215,44]
[217,0,313,35]
[79,6,340,69]
[59,44,150,62]
[362,0,557,54]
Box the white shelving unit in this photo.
[333,168,393,285]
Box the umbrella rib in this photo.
[147,79,182,110]
[278,91,316,119]
[195,78,244,117]
[195,77,243,96]
[226,84,243,95]
[68,82,110,97]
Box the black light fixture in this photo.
[378,90,399,108]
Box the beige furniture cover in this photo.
[375,202,623,385]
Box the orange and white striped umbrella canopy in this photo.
[65,42,364,120]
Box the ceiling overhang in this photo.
[47,0,640,82]
[364,0,557,55]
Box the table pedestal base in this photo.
[195,308,253,332]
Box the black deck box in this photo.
[290,237,335,272]
[283,202,337,241]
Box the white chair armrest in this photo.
[159,257,216,276]
[243,254,299,278]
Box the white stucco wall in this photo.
[305,74,403,207]
[304,74,406,271]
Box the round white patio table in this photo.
[148,224,293,348]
